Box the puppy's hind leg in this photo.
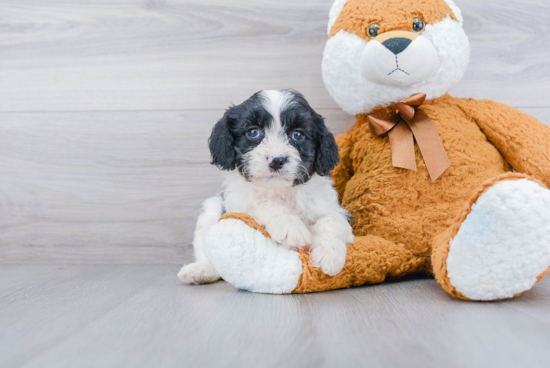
[178,195,224,284]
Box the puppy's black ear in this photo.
[209,109,237,171]
[313,112,340,176]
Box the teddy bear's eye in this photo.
[412,19,425,33]
[367,24,380,38]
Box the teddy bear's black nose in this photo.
[382,38,412,55]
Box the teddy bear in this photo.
[200,0,550,300]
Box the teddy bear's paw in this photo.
[309,237,347,276]
[267,216,311,249]
[203,218,304,294]
[178,261,221,285]
[446,178,550,301]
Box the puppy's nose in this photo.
[382,38,412,55]
[269,157,287,171]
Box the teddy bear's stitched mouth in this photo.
[388,55,410,76]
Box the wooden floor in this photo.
[0,265,549,368]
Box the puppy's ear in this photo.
[313,112,340,176]
[209,109,237,171]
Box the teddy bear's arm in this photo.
[460,99,550,186]
[332,130,355,202]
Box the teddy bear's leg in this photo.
[293,235,430,293]
[203,214,304,294]
[204,214,430,294]
[432,173,550,301]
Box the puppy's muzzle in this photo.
[269,156,287,171]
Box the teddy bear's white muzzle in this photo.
[360,36,440,87]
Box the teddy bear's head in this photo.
[322,0,470,115]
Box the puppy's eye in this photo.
[246,127,261,139]
[291,131,305,142]
[412,19,425,33]
[367,24,380,38]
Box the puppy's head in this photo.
[209,90,340,188]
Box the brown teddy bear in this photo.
[200,0,550,300]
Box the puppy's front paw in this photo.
[178,262,221,284]
[268,218,311,249]
[309,239,347,276]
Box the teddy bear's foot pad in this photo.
[446,179,550,300]
[203,218,304,294]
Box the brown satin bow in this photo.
[367,93,451,182]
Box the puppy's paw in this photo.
[268,218,311,249]
[177,262,221,284]
[309,239,347,276]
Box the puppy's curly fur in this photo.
[178,90,353,284]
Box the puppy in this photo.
[178,90,354,284]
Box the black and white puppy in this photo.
[178,90,354,284]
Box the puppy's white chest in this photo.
[222,172,339,228]
[227,187,307,219]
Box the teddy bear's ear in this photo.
[209,109,237,171]
[313,112,340,176]
[327,0,349,35]
[442,0,464,25]
[328,0,464,36]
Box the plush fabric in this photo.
[432,173,550,300]
[322,6,470,114]
[202,0,550,300]
[334,95,510,252]
[294,235,429,293]
[459,99,550,187]
[219,213,271,238]
[204,215,304,294]
[329,0,457,39]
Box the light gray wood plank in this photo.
[0,0,548,112]
[507,277,550,324]
[0,109,353,264]
[0,108,546,264]
[0,265,68,298]
[0,265,548,368]
[0,0,337,111]
[455,0,550,104]
[0,110,220,263]
[0,265,168,368]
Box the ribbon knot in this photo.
[367,93,451,182]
